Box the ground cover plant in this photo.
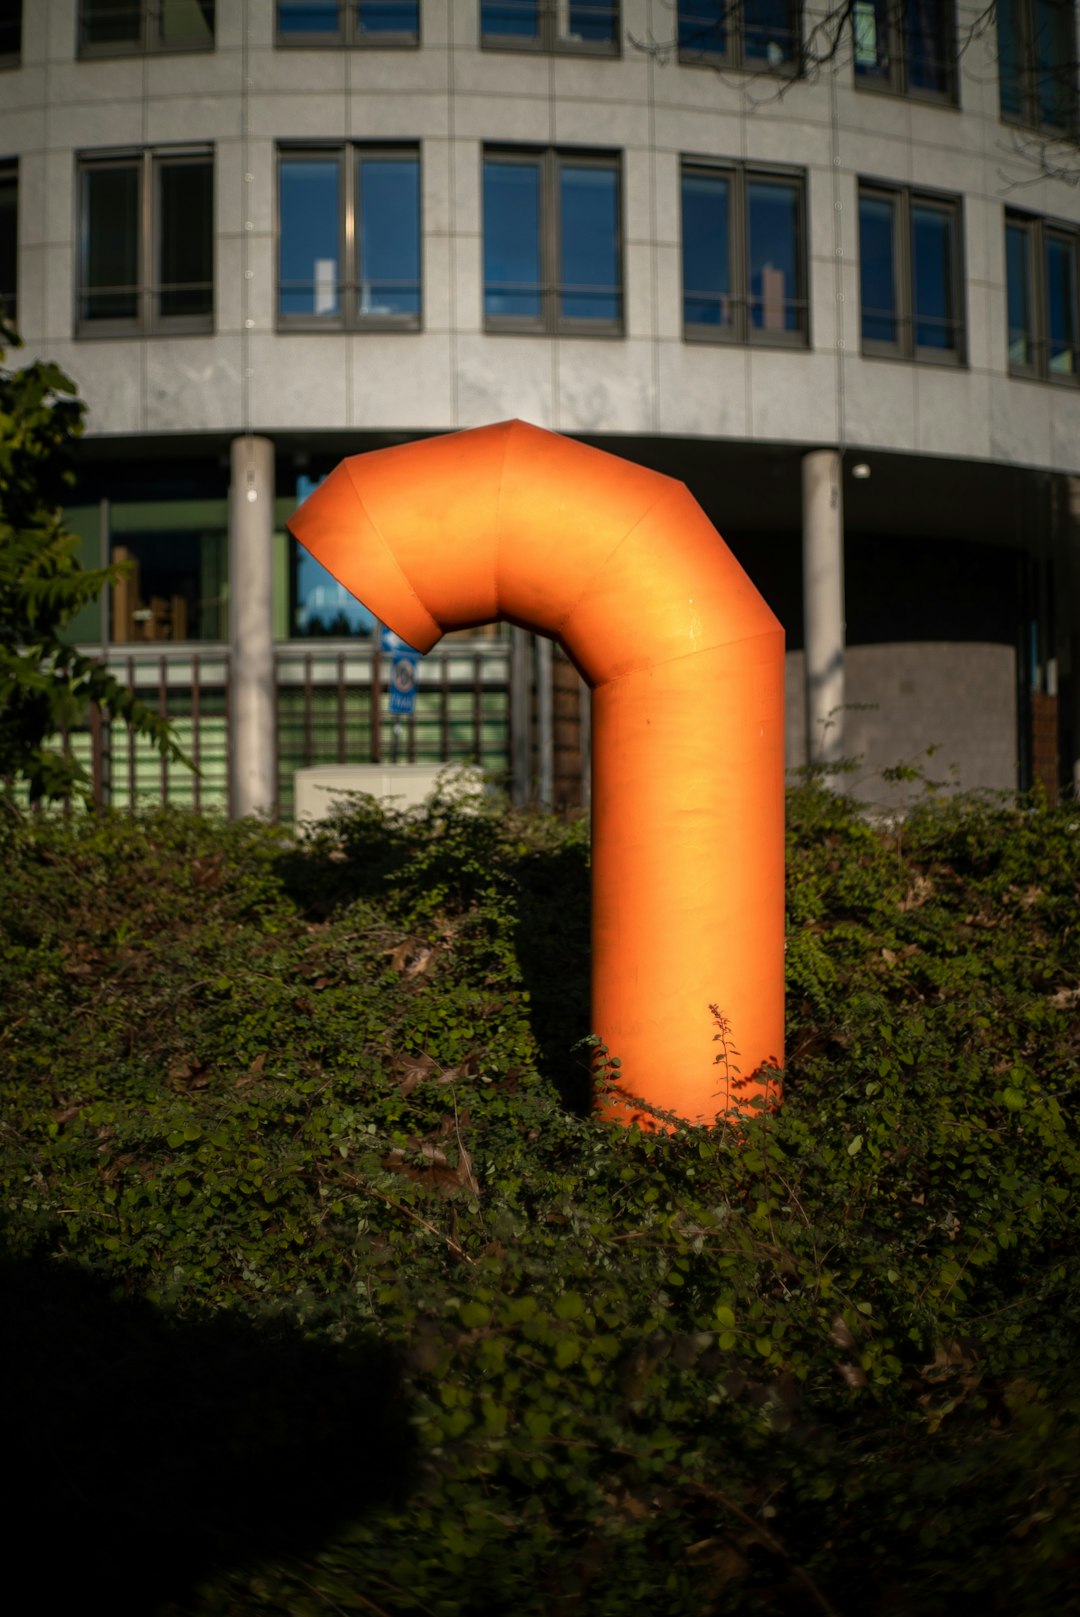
[1,780,1078,1615]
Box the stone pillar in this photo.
[802,449,846,767]
[229,435,277,819]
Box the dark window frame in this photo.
[275,1,420,48]
[75,146,215,339]
[858,180,966,366]
[0,0,21,67]
[680,158,810,348]
[77,0,216,58]
[997,0,1079,138]
[276,142,423,332]
[851,0,959,104]
[480,1,620,57]
[1005,209,1080,384]
[481,145,623,337]
[0,157,16,327]
[676,0,802,76]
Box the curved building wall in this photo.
[1,0,1078,807]
[2,0,1079,465]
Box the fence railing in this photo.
[64,638,517,819]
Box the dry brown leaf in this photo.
[898,874,934,911]
[236,1051,267,1086]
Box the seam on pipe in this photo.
[341,456,441,640]
[550,480,684,639]
[492,421,515,619]
[591,624,785,691]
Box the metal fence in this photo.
[64,638,516,819]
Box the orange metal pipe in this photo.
[288,420,784,1124]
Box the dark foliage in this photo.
[1,781,1078,1615]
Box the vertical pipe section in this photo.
[229,434,276,818]
[802,449,846,768]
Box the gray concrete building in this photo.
[2,0,1078,813]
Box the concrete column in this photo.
[229,434,277,818]
[802,449,846,767]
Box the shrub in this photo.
[1,785,1078,1614]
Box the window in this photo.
[852,0,956,101]
[481,1,618,53]
[681,161,808,345]
[998,0,1078,136]
[1006,211,1079,381]
[277,146,421,329]
[858,183,965,362]
[78,0,215,55]
[1,0,21,66]
[0,162,15,327]
[482,148,622,334]
[677,0,799,72]
[276,1,419,45]
[76,149,214,336]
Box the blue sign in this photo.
[382,627,421,716]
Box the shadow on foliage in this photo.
[0,1250,414,1615]
[512,841,593,1114]
[275,805,416,920]
[277,800,595,1114]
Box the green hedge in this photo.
[1,782,1078,1615]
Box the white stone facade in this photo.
[2,0,1079,803]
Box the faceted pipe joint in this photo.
[288,420,785,1124]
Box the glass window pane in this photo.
[483,160,542,320]
[906,0,950,93]
[681,171,731,330]
[0,168,15,323]
[358,155,420,318]
[859,193,898,343]
[748,179,800,333]
[912,203,956,350]
[1034,0,1075,130]
[82,165,140,323]
[160,0,215,47]
[481,1,540,39]
[294,478,376,636]
[997,0,1024,119]
[853,0,890,78]
[279,158,341,317]
[82,0,142,47]
[0,0,22,58]
[743,0,794,66]
[564,2,618,45]
[560,163,620,321]
[357,0,419,33]
[1005,221,1034,367]
[111,523,227,642]
[279,0,339,33]
[1047,234,1077,375]
[678,1,726,55]
[158,160,213,319]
